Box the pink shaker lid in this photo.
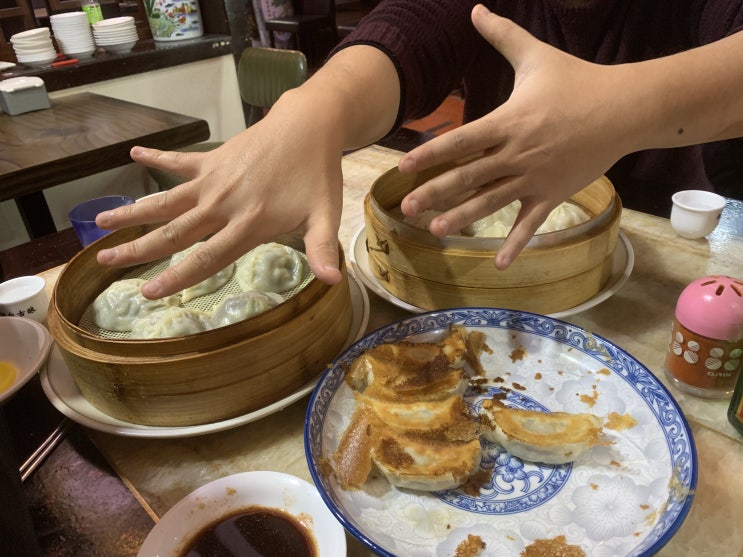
[675,275,743,340]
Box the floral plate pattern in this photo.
[305,309,697,557]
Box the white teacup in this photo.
[670,190,726,239]
[0,276,49,323]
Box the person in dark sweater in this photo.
[96,1,743,298]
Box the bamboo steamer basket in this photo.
[47,225,353,427]
[363,165,622,314]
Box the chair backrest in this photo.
[237,47,308,119]
[295,0,336,18]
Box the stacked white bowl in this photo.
[10,28,57,67]
[92,17,139,53]
[50,12,96,59]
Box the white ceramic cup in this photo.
[0,276,49,323]
[670,190,726,239]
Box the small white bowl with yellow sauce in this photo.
[0,316,52,403]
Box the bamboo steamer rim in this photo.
[365,192,622,259]
[368,164,617,251]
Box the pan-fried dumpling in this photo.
[169,242,235,302]
[210,290,284,328]
[130,307,212,339]
[93,278,180,332]
[236,242,307,293]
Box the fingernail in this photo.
[142,279,163,299]
[407,198,420,215]
[436,218,450,236]
[97,248,115,263]
[399,156,415,173]
[495,253,511,270]
[96,211,112,226]
[131,146,145,158]
[473,4,490,16]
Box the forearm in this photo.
[271,45,401,152]
[618,30,743,152]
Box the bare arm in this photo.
[96,45,400,299]
[399,4,743,270]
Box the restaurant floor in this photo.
[4,97,464,556]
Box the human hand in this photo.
[95,104,345,300]
[398,3,633,270]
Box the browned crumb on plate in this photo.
[509,346,526,362]
[454,534,486,557]
[605,411,638,431]
[459,468,492,497]
[520,535,585,557]
[578,386,599,407]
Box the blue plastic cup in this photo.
[68,195,135,247]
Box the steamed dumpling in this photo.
[210,290,284,328]
[236,242,307,293]
[401,200,588,238]
[468,200,589,238]
[169,242,235,302]
[93,278,180,332]
[130,307,212,339]
[539,201,591,233]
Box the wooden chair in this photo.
[148,46,308,191]
[263,0,337,67]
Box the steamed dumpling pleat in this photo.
[236,242,307,293]
[169,242,235,303]
[93,278,180,332]
[130,307,212,339]
[210,290,284,328]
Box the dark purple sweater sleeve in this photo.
[333,0,743,212]
[331,0,484,132]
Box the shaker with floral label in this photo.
[665,275,743,398]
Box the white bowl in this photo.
[137,471,346,556]
[94,33,138,43]
[10,28,50,41]
[101,40,137,53]
[0,316,52,403]
[92,16,135,28]
[670,190,726,239]
[63,47,96,59]
[50,11,88,21]
[0,276,49,323]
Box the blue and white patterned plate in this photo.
[305,308,696,557]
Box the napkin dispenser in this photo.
[0,76,51,116]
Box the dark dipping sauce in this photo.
[181,506,317,557]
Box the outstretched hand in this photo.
[398,3,631,270]
[95,105,345,300]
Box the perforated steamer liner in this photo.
[78,250,313,340]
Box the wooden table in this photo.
[27,144,743,556]
[0,92,210,239]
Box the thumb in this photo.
[303,217,343,286]
[470,4,540,70]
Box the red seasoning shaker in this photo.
[664,275,743,398]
